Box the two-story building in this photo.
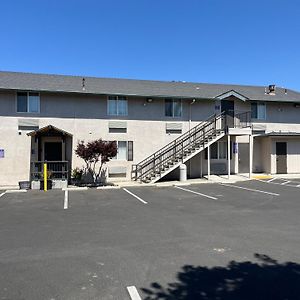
[1,71,300,188]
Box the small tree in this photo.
[75,139,117,184]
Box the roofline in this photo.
[0,69,284,90]
[0,87,215,101]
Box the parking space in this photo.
[0,181,299,299]
[256,177,300,188]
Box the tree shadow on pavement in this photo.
[141,254,300,300]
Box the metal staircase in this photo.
[132,112,228,183]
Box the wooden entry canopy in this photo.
[27,125,72,137]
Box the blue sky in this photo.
[1,0,300,90]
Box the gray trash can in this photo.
[179,164,187,182]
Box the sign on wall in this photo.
[233,143,238,154]
[0,149,4,158]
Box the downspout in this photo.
[189,99,196,131]
[189,99,196,178]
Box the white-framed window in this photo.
[206,141,231,159]
[107,95,128,116]
[251,102,266,120]
[17,92,40,113]
[165,99,182,117]
[112,141,133,161]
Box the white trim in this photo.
[216,90,247,101]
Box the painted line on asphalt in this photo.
[281,180,290,185]
[175,186,218,200]
[0,191,7,198]
[256,178,300,188]
[6,190,27,193]
[123,188,148,204]
[267,178,276,182]
[63,187,88,191]
[64,190,68,209]
[127,286,142,300]
[220,183,280,196]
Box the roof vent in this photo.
[82,78,86,91]
[268,84,276,95]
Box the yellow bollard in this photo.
[43,163,47,191]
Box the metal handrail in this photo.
[30,161,69,181]
[132,111,252,182]
[132,112,226,181]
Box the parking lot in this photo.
[0,179,300,300]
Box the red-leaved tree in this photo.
[75,139,117,183]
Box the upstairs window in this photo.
[251,102,266,120]
[17,92,40,113]
[165,99,182,117]
[108,96,128,116]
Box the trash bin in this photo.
[179,164,187,182]
[19,181,31,190]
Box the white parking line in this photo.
[281,181,290,185]
[267,178,276,182]
[6,190,27,193]
[175,186,218,200]
[127,286,142,300]
[64,190,68,209]
[123,188,148,204]
[220,183,280,196]
[256,178,300,188]
[0,191,7,198]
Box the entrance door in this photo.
[221,100,234,128]
[44,142,62,161]
[276,142,287,174]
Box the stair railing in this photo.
[132,112,226,181]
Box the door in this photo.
[221,100,234,128]
[276,142,287,174]
[44,142,62,161]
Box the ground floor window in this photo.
[205,141,232,159]
[112,141,133,161]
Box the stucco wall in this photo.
[2,89,300,187]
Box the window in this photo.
[205,141,231,159]
[108,96,128,116]
[108,121,127,133]
[165,99,182,117]
[251,102,266,120]
[17,92,40,113]
[112,141,133,161]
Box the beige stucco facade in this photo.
[1,89,300,188]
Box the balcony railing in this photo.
[30,161,69,181]
[234,111,252,128]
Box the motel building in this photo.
[1,71,300,189]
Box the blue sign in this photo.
[233,143,238,154]
[0,149,4,158]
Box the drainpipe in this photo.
[189,99,196,178]
[189,99,196,131]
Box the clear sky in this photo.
[1,0,300,90]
